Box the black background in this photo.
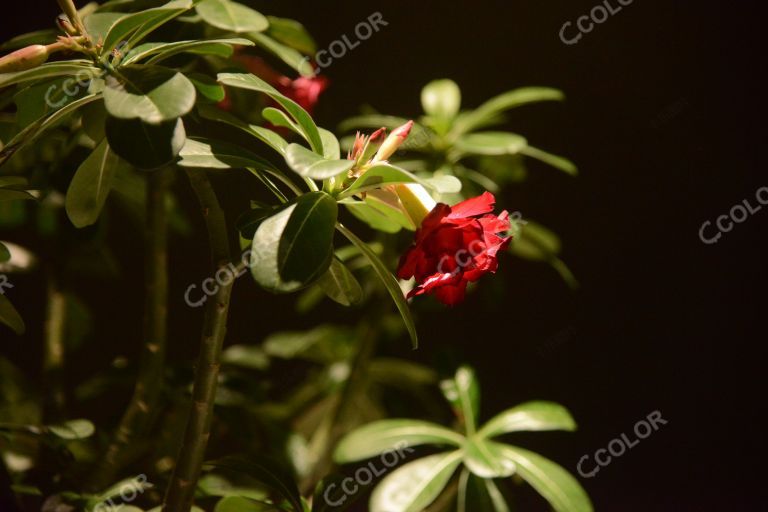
[2,1,766,510]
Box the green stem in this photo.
[88,168,170,490]
[163,169,233,512]
[56,0,86,35]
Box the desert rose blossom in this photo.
[397,192,512,305]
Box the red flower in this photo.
[397,192,512,305]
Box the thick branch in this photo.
[163,169,233,512]
[89,168,170,489]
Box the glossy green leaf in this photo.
[345,201,403,234]
[336,224,418,348]
[83,12,126,44]
[266,16,316,55]
[0,294,25,335]
[369,451,463,512]
[198,104,288,155]
[421,79,461,119]
[214,496,284,512]
[236,205,277,239]
[103,65,196,123]
[105,116,186,169]
[251,192,337,293]
[178,137,276,170]
[101,0,194,56]
[440,366,480,434]
[456,132,527,156]
[284,143,353,180]
[339,164,432,199]
[263,107,301,135]
[124,38,254,64]
[48,418,95,439]
[218,72,323,153]
[196,0,269,33]
[451,87,564,136]
[462,437,516,478]
[65,139,128,228]
[317,257,363,307]
[319,129,341,160]
[335,419,463,463]
[494,443,593,512]
[0,61,100,90]
[478,401,576,439]
[188,73,226,102]
[521,145,578,176]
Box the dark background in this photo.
[2,0,766,510]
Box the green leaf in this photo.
[105,116,186,169]
[263,107,301,135]
[338,114,411,133]
[345,201,403,234]
[284,144,353,180]
[103,65,196,123]
[65,139,128,228]
[478,401,576,439]
[198,104,288,155]
[521,145,578,176]
[0,294,25,335]
[124,38,254,64]
[494,443,593,512]
[319,129,340,160]
[336,224,418,348]
[0,242,9,262]
[101,0,194,57]
[248,32,310,75]
[317,257,363,307]
[196,0,269,33]
[222,345,269,370]
[0,29,58,51]
[92,475,153,504]
[339,163,434,199]
[251,192,337,293]
[335,419,464,463]
[440,366,480,434]
[189,73,226,102]
[218,72,323,154]
[455,132,527,156]
[420,174,462,194]
[421,79,461,119]
[204,455,303,512]
[47,418,95,439]
[462,438,516,478]
[369,451,463,512]
[83,12,126,44]
[178,137,277,170]
[457,469,509,512]
[0,189,34,202]
[451,87,565,136]
[0,61,100,90]
[266,17,316,55]
[236,205,277,239]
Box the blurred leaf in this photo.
[0,242,9,262]
[369,451,463,512]
[457,469,507,512]
[521,146,578,176]
[335,419,463,463]
[338,114,410,134]
[47,418,95,439]
[440,366,480,434]
[336,224,418,348]
[218,72,322,154]
[251,192,337,293]
[0,29,58,51]
[65,139,128,228]
[421,79,461,119]
[451,87,564,136]
[462,438,516,478]
[263,325,353,363]
[249,32,309,75]
[204,455,302,512]
[215,496,285,512]
[91,475,153,504]
[0,294,25,335]
[478,401,576,438]
[456,132,527,156]
[317,258,363,307]
[266,17,316,55]
[222,345,269,370]
[494,443,593,512]
[196,0,269,33]
[103,65,196,123]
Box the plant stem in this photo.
[42,277,66,421]
[163,169,233,512]
[300,321,379,495]
[56,0,86,35]
[89,168,170,490]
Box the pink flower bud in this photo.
[0,45,49,73]
[371,120,414,163]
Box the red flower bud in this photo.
[397,192,511,305]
